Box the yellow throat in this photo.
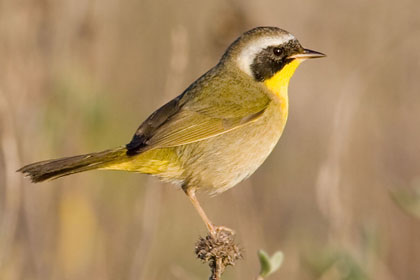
[263,59,302,123]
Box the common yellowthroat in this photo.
[19,27,325,234]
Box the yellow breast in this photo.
[263,59,302,124]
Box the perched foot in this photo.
[207,224,235,237]
[195,228,243,280]
[214,225,235,236]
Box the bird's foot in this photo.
[207,222,235,237]
[213,225,235,236]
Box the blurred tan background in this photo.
[1,0,420,279]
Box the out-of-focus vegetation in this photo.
[1,0,419,279]
[257,250,284,279]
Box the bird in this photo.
[18,26,325,235]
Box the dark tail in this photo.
[18,146,128,183]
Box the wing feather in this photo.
[145,108,266,148]
[126,66,271,155]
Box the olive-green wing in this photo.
[126,67,271,155]
[144,107,266,149]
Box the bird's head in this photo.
[222,27,325,91]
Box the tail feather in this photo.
[18,147,128,183]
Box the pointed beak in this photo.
[288,48,326,60]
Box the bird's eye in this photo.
[273,47,282,56]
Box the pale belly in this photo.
[176,102,286,195]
